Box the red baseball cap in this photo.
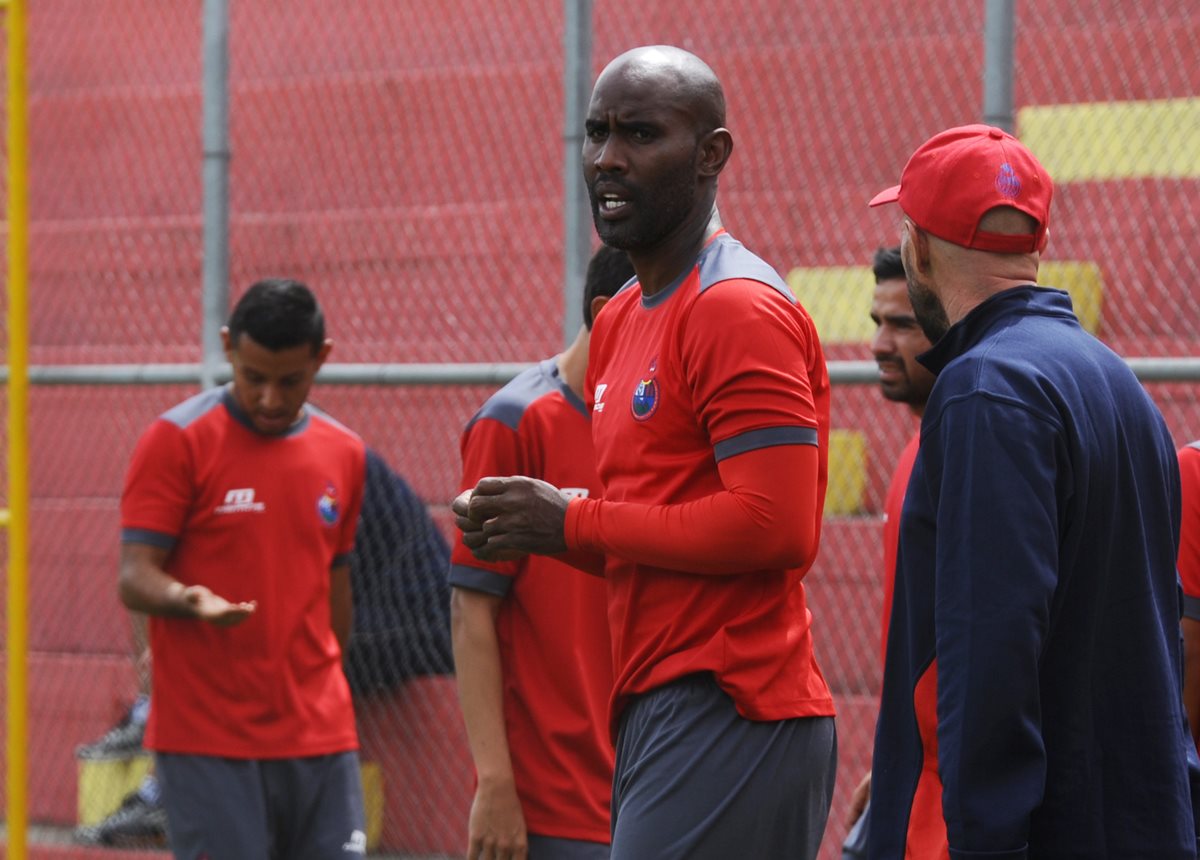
[869,124,1053,254]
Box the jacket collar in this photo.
[918,285,1075,375]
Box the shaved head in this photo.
[583,45,733,282]
[597,46,726,137]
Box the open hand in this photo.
[183,584,257,626]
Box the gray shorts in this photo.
[528,834,610,859]
[155,750,366,860]
[610,673,836,860]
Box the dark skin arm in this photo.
[455,444,819,575]
[453,480,569,559]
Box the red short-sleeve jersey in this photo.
[583,230,835,727]
[449,358,614,844]
[1179,442,1200,613]
[121,387,365,758]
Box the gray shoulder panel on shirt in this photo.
[306,402,359,440]
[698,234,794,302]
[466,358,567,432]
[160,387,226,429]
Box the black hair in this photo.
[226,278,326,353]
[872,246,905,284]
[583,246,636,329]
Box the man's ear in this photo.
[698,128,733,178]
[220,326,233,358]
[590,295,611,323]
[315,338,333,368]
[909,223,933,277]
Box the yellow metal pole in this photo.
[3,0,29,856]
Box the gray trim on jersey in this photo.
[121,527,177,550]
[613,273,639,297]
[610,674,835,860]
[306,400,356,437]
[1189,441,1200,451]
[638,232,794,310]
[221,385,312,437]
[713,426,820,462]
[697,233,794,301]
[1184,593,1200,621]
[156,750,366,860]
[465,357,587,433]
[528,833,611,860]
[160,386,227,429]
[640,266,692,309]
[448,563,513,598]
[160,384,314,437]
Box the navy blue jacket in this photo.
[343,448,452,695]
[870,287,1200,859]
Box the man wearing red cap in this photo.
[867,124,1200,859]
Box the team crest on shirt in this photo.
[316,483,340,526]
[631,356,660,422]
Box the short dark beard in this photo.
[907,278,950,343]
[588,158,699,252]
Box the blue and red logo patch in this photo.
[317,483,340,525]
[631,378,659,420]
[631,357,660,421]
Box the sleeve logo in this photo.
[593,383,609,412]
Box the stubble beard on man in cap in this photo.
[906,273,951,344]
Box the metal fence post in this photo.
[202,0,230,388]
[562,0,593,348]
[983,0,1016,132]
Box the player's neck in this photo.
[557,325,590,400]
[631,207,723,297]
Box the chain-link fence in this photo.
[5,1,1199,856]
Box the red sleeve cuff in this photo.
[565,495,597,551]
